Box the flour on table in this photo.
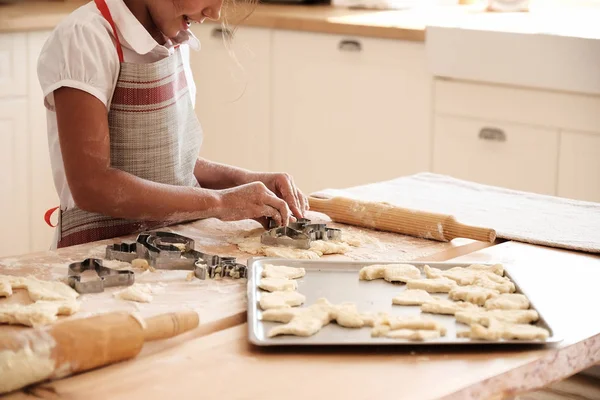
[392,289,433,306]
[114,283,158,303]
[261,264,305,280]
[449,286,500,306]
[406,277,456,293]
[485,293,530,310]
[0,300,80,327]
[421,298,480,315]
[455,309,539,326]
[259,291,306,310]
[258,277,298,292]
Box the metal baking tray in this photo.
[247,259,562,346]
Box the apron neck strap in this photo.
[94,0,124,63]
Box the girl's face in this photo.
[147,0,223,39]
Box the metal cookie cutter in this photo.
[68,258,135,294]
[105,231,247,280]
[260,218,342,250]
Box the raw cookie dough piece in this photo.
[485,293,530,310]
[383,264,421,283]
[261,308,303,323]
[406,277,456,293]
[449,286,500,306]
[261,264,306,280]
[267,298,333,337]
[172,243,187,252]
[385,329,441,341]
[0,278,12,297]
[360,312,389,327]
[472,276,515,294]
[461,319,549,341]
[455,309,539,326]
[259,291,306,310]
[424,265,511,287]
[358,265,386,281]
[310,240,351,255]
[258,277,298,292]
[371,324,391,338]
[386,315,447,335]
[392,289,433,306]
[263,247,320,260]
[466,263,504,276]
[114,283,155,303]
[132,258,155,272]
[421,298,479,316]
[24,277,79,302]
[0,300,80,327]
[331,303,366,328]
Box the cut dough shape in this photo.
[331,303,366,328]
[261,264,305,280]
[485,293,530,310]
[0,279,12,297]
[385,315,447,335]
[263,247,320,260]
[421,298,480,315]
[310,240,352,255]
[114,283,155,303]
[383,264,421,283]
[449,286,500,306]
[392,289,433,306]
[455,309,539,326]
[258,277,298,292]
[261,308,303,323]
[0,300,80,327]
[406,277,456,293]
[424,265,512,287]
[267,298,333,337]
[385,329,441,341]
[471,277,515,294]
[358,265,386,281]
[466,263,504,276]
[460,319,549,341]
[259,291,306,310]
[371,324,391,337]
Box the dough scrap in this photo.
[485,293,530,310]
[448,286,500,306]
[261,264,305,280]
[455,309,539,326]
[385,329,441,341]
[131,258,155,272]
[406,277,456,293]
[383,264,422,283]
[258,277,298,292]
[358,265,386,281]
[392,289,433,306]
[0,278,12,297]
[421,298,480,315]
[259,291,306,310]
[114,283,156,303]
[0,300,80,327]
[460,319,549,341]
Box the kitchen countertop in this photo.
[2,1,599,41]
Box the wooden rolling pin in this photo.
[0,310,199,394]
[308,196,496,243]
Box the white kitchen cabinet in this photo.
[0,98,30,256]
[28,30,57,252]
[189,24,271,172]
[558,130,600,202]
[271,30,432,194]
[433,115,560,195]
[0,33,27,98]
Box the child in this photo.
[37,0,307,249]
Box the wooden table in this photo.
[1,215,599,399]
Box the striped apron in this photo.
[54,0,202,248]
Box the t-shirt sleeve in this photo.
[37,21,120,111]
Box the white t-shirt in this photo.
[37,0,201,211]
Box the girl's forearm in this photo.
[194,158,258,189]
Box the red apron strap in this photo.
[94,0,124,63]
[44,206,59,228]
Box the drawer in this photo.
[558,130,600,202]
[0,33,27,98]
[433,115,559,195]
[434,79,600,134]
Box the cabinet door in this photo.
[28,31,57,252]
[558,130,600,202]
[0,33,27,98]
[271,30,431,194]
[189,24,271,172]
[433,115,559,195]
[0,99,29,256]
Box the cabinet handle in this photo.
[211,27,233,40]
[478,127,507,142]
[338,40,362,52]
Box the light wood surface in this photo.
[309,196,496,242]
[2,241,598,399]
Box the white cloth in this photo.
[37,0,201,210]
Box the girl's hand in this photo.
[245,172,309,219]
[217,182,293,227]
